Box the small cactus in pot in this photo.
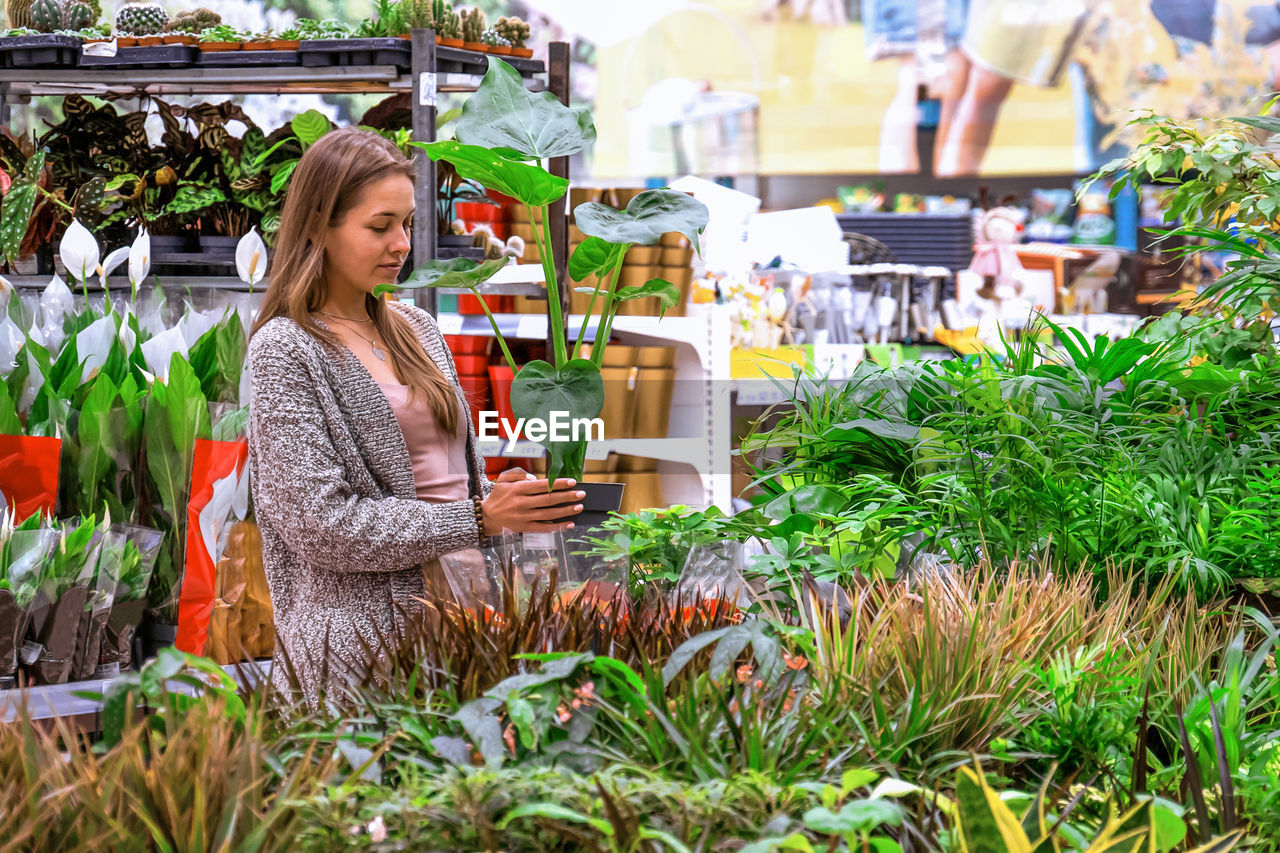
[400,0,434,31]
[115,0,168,35]
[460,6,483,43]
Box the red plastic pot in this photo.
[453,354,489,375]
[454,201,504,223]
[458,294,510,315]
[488,364,518,436]
[444,334,490,356]
[456,373,490,427]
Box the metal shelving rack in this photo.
[0,31,571,314]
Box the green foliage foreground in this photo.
[0,566,1273,851]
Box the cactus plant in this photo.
[480,27,507,47]
[29,0,61,32]
[400,0,433,30]
[60,0,92,29]
[460,6,483,43]
[437,6,459,39]
[167,7,220,32]
[6,0,34,28]
[494,15,529,49]
[114,0,167,35]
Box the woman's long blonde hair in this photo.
[251,127,459,436]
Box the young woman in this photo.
[247,127,582,707]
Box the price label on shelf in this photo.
[735,383,789,406]
[437,314,463,335]
[584,442,610,461]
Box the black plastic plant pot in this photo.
[79,45,197,67]
[299,37,410,68]
[1,34,81,68]
[196,48,298,66]
[550,481,625,530]
[134,620,177,665]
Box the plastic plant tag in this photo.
[0,435,60,521]
[176,437,248,656]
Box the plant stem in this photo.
[532,199,567,366]
[591,255,629,368]
[470,289,519,372]
[572,264,616,362]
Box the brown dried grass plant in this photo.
[803,563,1242,777]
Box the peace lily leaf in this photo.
[373,256,509,297]
[235,227,267,286]
[415,140,567,207]
[574,189,709,249]
[568,236,627,282]
[59,219,100,283]
[128,228,150,289]
[455,56,596,160]
[509,358,604,482]
[615,278,681,314]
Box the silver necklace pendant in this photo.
[371,340,387,361]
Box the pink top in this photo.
[378,382,470,503]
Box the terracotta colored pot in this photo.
[440,36,463,47]
[160,34,183,44]
[463,41,484,52]
[489,44,512,55]
[398,33,411,40]
[135,35,162,45]
[271,39,298,49]
[512,47,532,58]
[115,36,137,46]
[434,34,443,44]
[243,41,272,50]
[198,41,241,50]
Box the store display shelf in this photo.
[1,661,270,725]
[0,64,409,96]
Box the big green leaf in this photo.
[414,140,567,207]
[240,127,266,177]
[0,177,39,264]
[614,278,681,315]
[0,380,20,435]
[803,800,905,835]
[373,256,509,297]
[509,358,604,482]
[455,56,596,160]
[574,189,709,248]
[568,236,628,282]
[77,373,120,516]
[290,109,331,148]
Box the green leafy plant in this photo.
[380,57,708,482]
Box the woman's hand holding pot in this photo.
[481,468,584,534]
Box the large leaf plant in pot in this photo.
[376,57,709,525]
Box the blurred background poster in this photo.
[550,0,1280,178]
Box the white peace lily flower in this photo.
[0,274,12,297]
[117,306,137,354]
[178,307,217,350]
[99,246,130,290]
[129,229,151,290]
[235,228,267,285]
[75,314,116,384]
[59,219,101,283]
[140,324,189,383]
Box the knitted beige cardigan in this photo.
[247,301,491,707]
